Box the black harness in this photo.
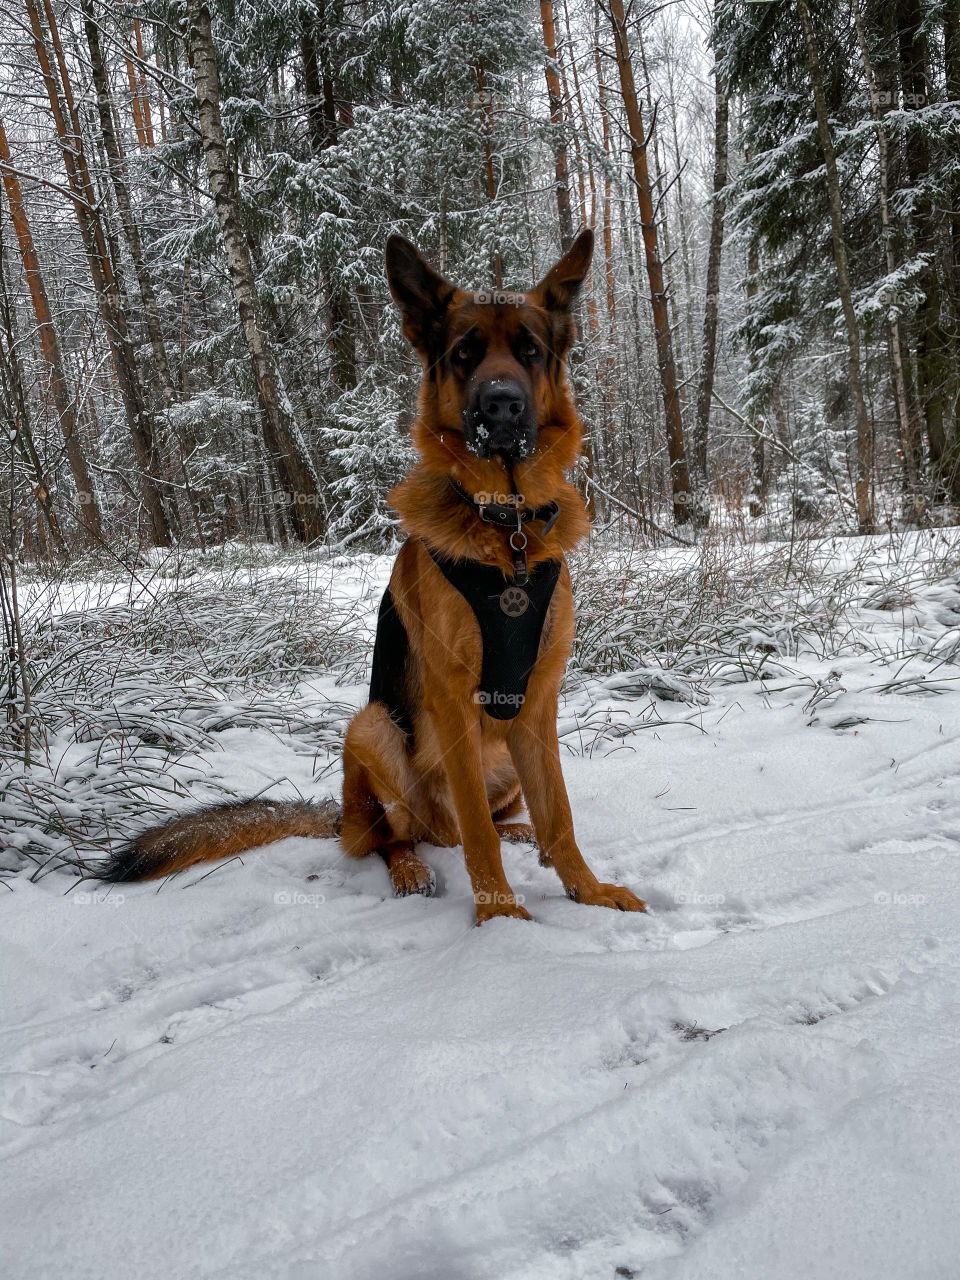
[368,488,563,732]
[426,550,561,719]
[368,585,417,739]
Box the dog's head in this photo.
[385,231,593,466]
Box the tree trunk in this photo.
[947,4,960,307]
[186,0,323,541]
[605,0,693,524]
[897,0,950,494]
[130,18,156,147]
[83,0,177,410]
[796,0,874,533]
[559,0,601,346]
[745,241,767,517]
[555,0,599,517]
[539,0,574,252]
[635,25,689,416]
[26,0,171,546]
[0,118,102,544]
[0,254,67,555]
[663,50,698,376]
[301,12,357,394]
[594,12,616,334]
[853,0,924,520]
[693,72,729,502]
[473,58,503,288]
[945,2,960,495]
[301,28,337,151]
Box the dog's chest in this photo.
[369,550,561,732]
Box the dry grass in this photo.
[3,525,959,880]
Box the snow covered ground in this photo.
[3,535,960,1278]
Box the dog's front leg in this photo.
[426,693,531,925]
[508,693,646,913]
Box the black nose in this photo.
[478,380,527,428]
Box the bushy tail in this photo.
[100,797,342,882]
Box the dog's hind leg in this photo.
[341,703,414,857]
[491,786,537,845]
[484,755,535,842]
[341,703,436,897]
[488,773,542,844]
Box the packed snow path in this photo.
[3,671,960,1278]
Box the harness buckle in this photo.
[509,515,529,587]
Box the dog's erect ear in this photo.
[385,235,455,357]
[529,228,594,312]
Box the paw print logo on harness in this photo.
[499,586,529,616]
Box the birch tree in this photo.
[605,0,694,524]
[186,0,324,542]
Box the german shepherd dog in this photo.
[103,230,646,925]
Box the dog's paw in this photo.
[494,822,537,845]
[575,883,647,913]
[389,852,436,898]
[474,895,532,925]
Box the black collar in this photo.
[448,479,560,536]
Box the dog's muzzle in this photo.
[464,379,536,460]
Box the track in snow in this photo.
[2,668,959,1280]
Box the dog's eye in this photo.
[520,339,540,361]
[454,343,472,363]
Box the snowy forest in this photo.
[0,0,957,558]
